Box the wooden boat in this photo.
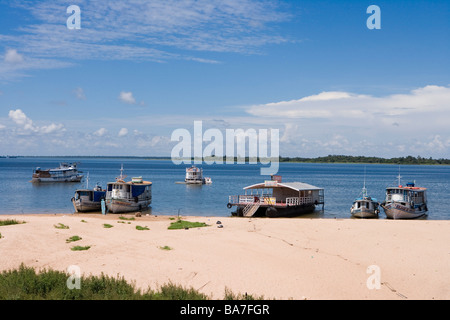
[72,185,106,212]
[381,173,428,219]
[31,162,83,183]
[227,175,324,218]
[71,173,106,212]
[105,165,152,213]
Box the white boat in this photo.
[71,173,106,213]
[185,166,212,185]
[31,162,83,183]
[227,175,324,218]
[350,169,380,218]
[105,165,152,213]
[381,173,428,219]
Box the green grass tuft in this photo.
[54,223,69,229]
[66,235,82,243]
[71,245,91,251]
[103,224,113,228]
[136,225,149,230]
[0,219,24,226]
[168,220,209,230]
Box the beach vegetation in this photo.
[136,225,149,230]
[54,223,69,229]
[159,245,172,251]
[119,216,135,221]
[0,219,24,226]
[103,224,113,228]
[66,235,82,243]
[71,245,91,251]
[168,220,209,230]
[0,265,264,300]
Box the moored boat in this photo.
[227,175,324,218]
[31,162,83,183]
[185,165,212,185]
[71,173,106,213]
[350,169,380,218]
[381,174,428,219]
[105,165,152,213]
[72,185,106,213]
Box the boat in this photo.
[350,169,380,218]
[227,175,324,218]
[31,162,83,183]
[380,173,428,219]
[185,165,212,185]
[105,165,152,213]
[71,173,106,213]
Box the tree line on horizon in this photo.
[279,155,450,165]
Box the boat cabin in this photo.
[228,175,324,217]
[385,182,427,207]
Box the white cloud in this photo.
[4,49,24,64]
[119,91,136,104]
[8,109,65,134]
[0,0,291,80]
[73,87,86,100]
[93,128,107,137]
[118,128,128,137]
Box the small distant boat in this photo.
[381,172,428,219]
[227,175,324,218]
[31,162,83,183]
[350,169,380,218]
[71,173,106,213]
[185,166,212,185]
[105,165,152,213]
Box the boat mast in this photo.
[397,165,402,187]
[362,166,368,198]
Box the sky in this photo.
[0,0,449,158]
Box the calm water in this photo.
[1,157,449,220]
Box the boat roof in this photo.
[354,197,378,202]
[107,180,152,185]
[387,186,427,191]
[244,181,323,191]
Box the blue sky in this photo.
[0,0,449,157]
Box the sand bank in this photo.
[0,214,449,300]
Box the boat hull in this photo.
[351,208,378,219]
[31,175,83,183]
[73,199,101,213]
[106,199,151,214]
[232,204,316,218]
[382,203,427,219]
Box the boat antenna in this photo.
[86,172,89,189]
[362,166,367,197]
[397,165,402,186]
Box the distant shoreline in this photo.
[1,155,449,166]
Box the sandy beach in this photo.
[0,213,449,300]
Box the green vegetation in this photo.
[168,220,209,230]
[71,245,91,251]
[54,223,69,229]
[159,246,173,251]
[103,224,113,228]
[66,236,82,243]
[0,264,259,300]
[136,225,149,230]
[119,216,135,221]
[0,219,24,226]
[280,155,450,165]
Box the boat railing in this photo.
[229,195,276,205]
[286,197,313,206]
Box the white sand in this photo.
[0,214,449,300]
